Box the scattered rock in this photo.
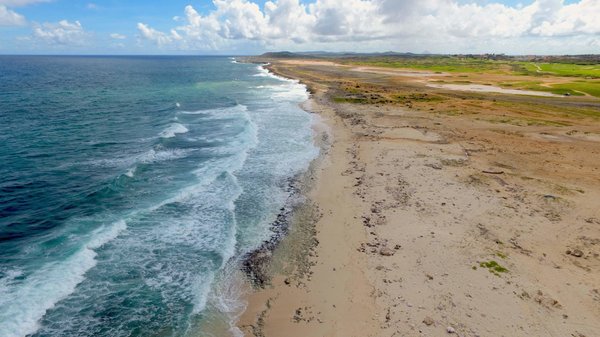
[570,249,584,257]
[426,163,443,170]
[422,316,434,326]
[482,169,504,175]
[447,326,456,334]
[380,247,396,256]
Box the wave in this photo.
[159,123,189,138]
[137,148,190,164]
[0,220,127,337]
[253,65,299,84]
[1,59,318,337]
[178,104,248,116]
[116,148,190,177]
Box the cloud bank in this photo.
[136,0,600,54]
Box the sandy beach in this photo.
[238,59,600,337]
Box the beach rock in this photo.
[380,247,395,256]
[425,163,443,170]
[570,249,584,257]
[447,326,456,334]
[422,316,434,326]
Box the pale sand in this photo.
[238,61,600,337]
[426,83,563,97]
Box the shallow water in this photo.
[0,56,318,337]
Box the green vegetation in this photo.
[521,62,600,78]
[499,81,583,96]
[343,56,600,98]
[551,81,600,98]
[479,260,509,275]
[333,97,368,104]
[496,252,508,259]
[392,93,445,103]
[499,80,600,98]
[492,100,600,120]
[346,56,513,73]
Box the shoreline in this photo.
[236,59,600,337]
[237,64,379,336]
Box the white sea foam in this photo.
[206,261,248,337]
[0,220,127,337]
[124,167,136,178]
[179,104,248,116]
[253,64,299,84]
[137,148,190,164]
[159,123,189,138]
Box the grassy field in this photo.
[342,56,600,98]
[499,80,600,98]
[499,81,583,96]
[521,62,600,78]
[345,56,515,73]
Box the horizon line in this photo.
[1,53,600,57]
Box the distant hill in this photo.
[259,51,429,59]
[258,51,600,64]
[259,51,313,58]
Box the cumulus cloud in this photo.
[135,0,600,53]
[137,22,182,46]
[0,0,51,26]
[110,33,126,39]
[0,5,25,25]
[32,19,87,45]
[0,0,50,6]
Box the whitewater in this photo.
[0,56,318,337]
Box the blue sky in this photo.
[0,0,597,54]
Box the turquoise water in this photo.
[0,56,318,337]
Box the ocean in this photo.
[0,56,318,337]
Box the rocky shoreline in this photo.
[240,178,305,287]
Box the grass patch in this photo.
[346,56,513,74]
[550,81,600,98]
[333,97,368,104]
[522,62,600,78]
[499,81,584,96]
[479,260,509,275]
[392,93,445,103]
[492,100,600,120]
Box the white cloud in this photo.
[137,22,182,47]
[0,0,51,26]
[0,4,25,26]
[110,33,126,39]
[32,19,87,45]
[135,0,600,54]
[0,0,50,6]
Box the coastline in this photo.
[238,74,378,336]
[237,59,600,337]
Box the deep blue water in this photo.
[0,56,318,337]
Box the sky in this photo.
[0,0,598,55]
